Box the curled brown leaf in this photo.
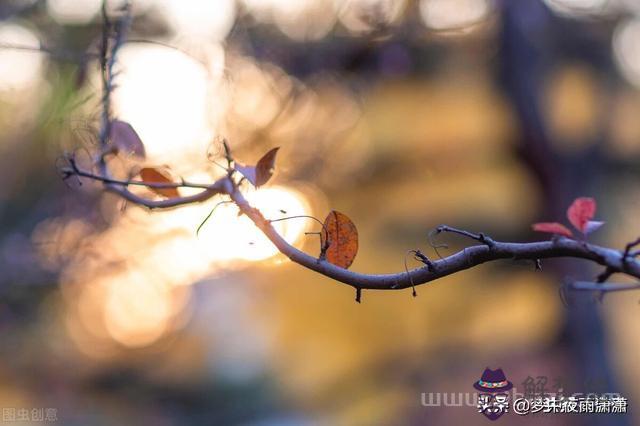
[255,147,279,187]
[235,147,280,187]
[321,210,359,269]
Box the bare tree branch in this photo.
[224,177,640,291]
[56,0,640,297]
[61,159,640,291]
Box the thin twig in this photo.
[427,228,448,259]
[196,200,233,236]
[269,215,329,238]
[61,163,221,190]
[622,236,640,268]
[435,225,496,248]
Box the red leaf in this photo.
[567,197,596,233]
[532,222,573,238]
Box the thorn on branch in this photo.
[534,259,542,271]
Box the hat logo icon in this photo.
[474,368,512,421]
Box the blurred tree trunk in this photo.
[499,2,627,425]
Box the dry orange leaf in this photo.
[255,147,279,187]
[235,147,280,187]
[321,210,359,269]
[139,167,180,198]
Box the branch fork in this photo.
[55,1,640,300]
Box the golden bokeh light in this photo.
[46,0,102,24]
[242,0,336,41]
[190,186,310,261]
[0,23,44,92]
[613,18,640,89]
[336,0,407,34]
[7,0,639,423]
[419,0,492,32]
[227,58,288,131]
[543,0,609,17]
[610,91,640,156]
[543,65,601,148]
[273,0,337,41]
[104,271,179,347]
[39,34,319,350]
[49,185,311,350]
[158,0,237,41]
[112,44,221,163]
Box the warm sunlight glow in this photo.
[613,18,640,89]
[46,0,101,24]
[158,0,236,41]
[104,272,175,347]
[336,0,407,34]
[113,44,219,163]
[276,0,336,41]
[543,0,609,17]
[228,59,285,130]
[56,186,311,349]
[419,0,492,32]
[64,269,192,349]
[170,186,311,262]
[243,0,336,41]
[0,24,43,91]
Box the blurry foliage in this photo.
[0,0,640,425]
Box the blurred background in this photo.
[1,0,640,424]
